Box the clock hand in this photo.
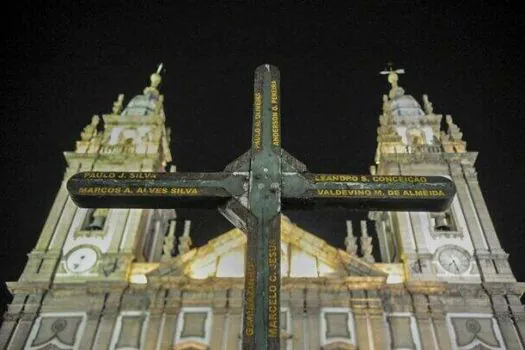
[452,260,460,273]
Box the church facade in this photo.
[1,68,524,349]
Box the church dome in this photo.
[121,64,164,117]
[389,94,424,118]
[121,93,159,117]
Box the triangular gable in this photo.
[147,215,387,280]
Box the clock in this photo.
[437,246,471,275]
[66,246,99,273]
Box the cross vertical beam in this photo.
[243,65,282,350]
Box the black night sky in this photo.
[1,2,524,313]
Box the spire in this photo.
[344,220,358,255]
[143,63,164,96]
[380,63,405,99]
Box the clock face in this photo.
[437,246,471,274]
[66,246,98,273]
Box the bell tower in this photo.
[372,67,516,284]
[1,66,176,348]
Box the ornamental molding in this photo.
[379,151,478,165]
[6,282,49,294]
[483,282,525,296]
[102,112,165,126]
[446,284,487,298]
[406,281,448,295]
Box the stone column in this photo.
[225,289,243,350]
[210,290,228,349]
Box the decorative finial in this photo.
[177,220,192,255]
[161,220,176,261]
[143,63,164,95]
[359,220,375,263]
[380,63,405,99]
[112,94,124,114]
[445,115,463,141]
[422,94,434,114]
[80,115,100,141]
[344,220,358,255]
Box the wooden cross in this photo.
[67,64,455,350]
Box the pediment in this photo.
[147,216,388,282]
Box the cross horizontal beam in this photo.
[67,171,246,209]
[282,173,455,212]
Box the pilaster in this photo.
[305,286,321,350]
[34,166,79,252]
[463,165,516,280]
[351,291,370,350]
[507,293,525,345]
[429,295,452,350]
[462,165,503,252]
[495,311,524,349]
[209,290,228,350]
[143,289,166,349]
[408,212,434,277]
[93,291,122,348]
[158,289,181,349]
[6,293,45,349]
[290,289,305,350]
[79,310,102,350]
[449,163,497,278]
[367,291,388,350]
[412,294,434,350]
[226,288,243,350]
[74,293,106,350]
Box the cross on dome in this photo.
[380,63,406,99]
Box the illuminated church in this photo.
[1,67,524,349]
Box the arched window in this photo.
[82,208,108,231]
